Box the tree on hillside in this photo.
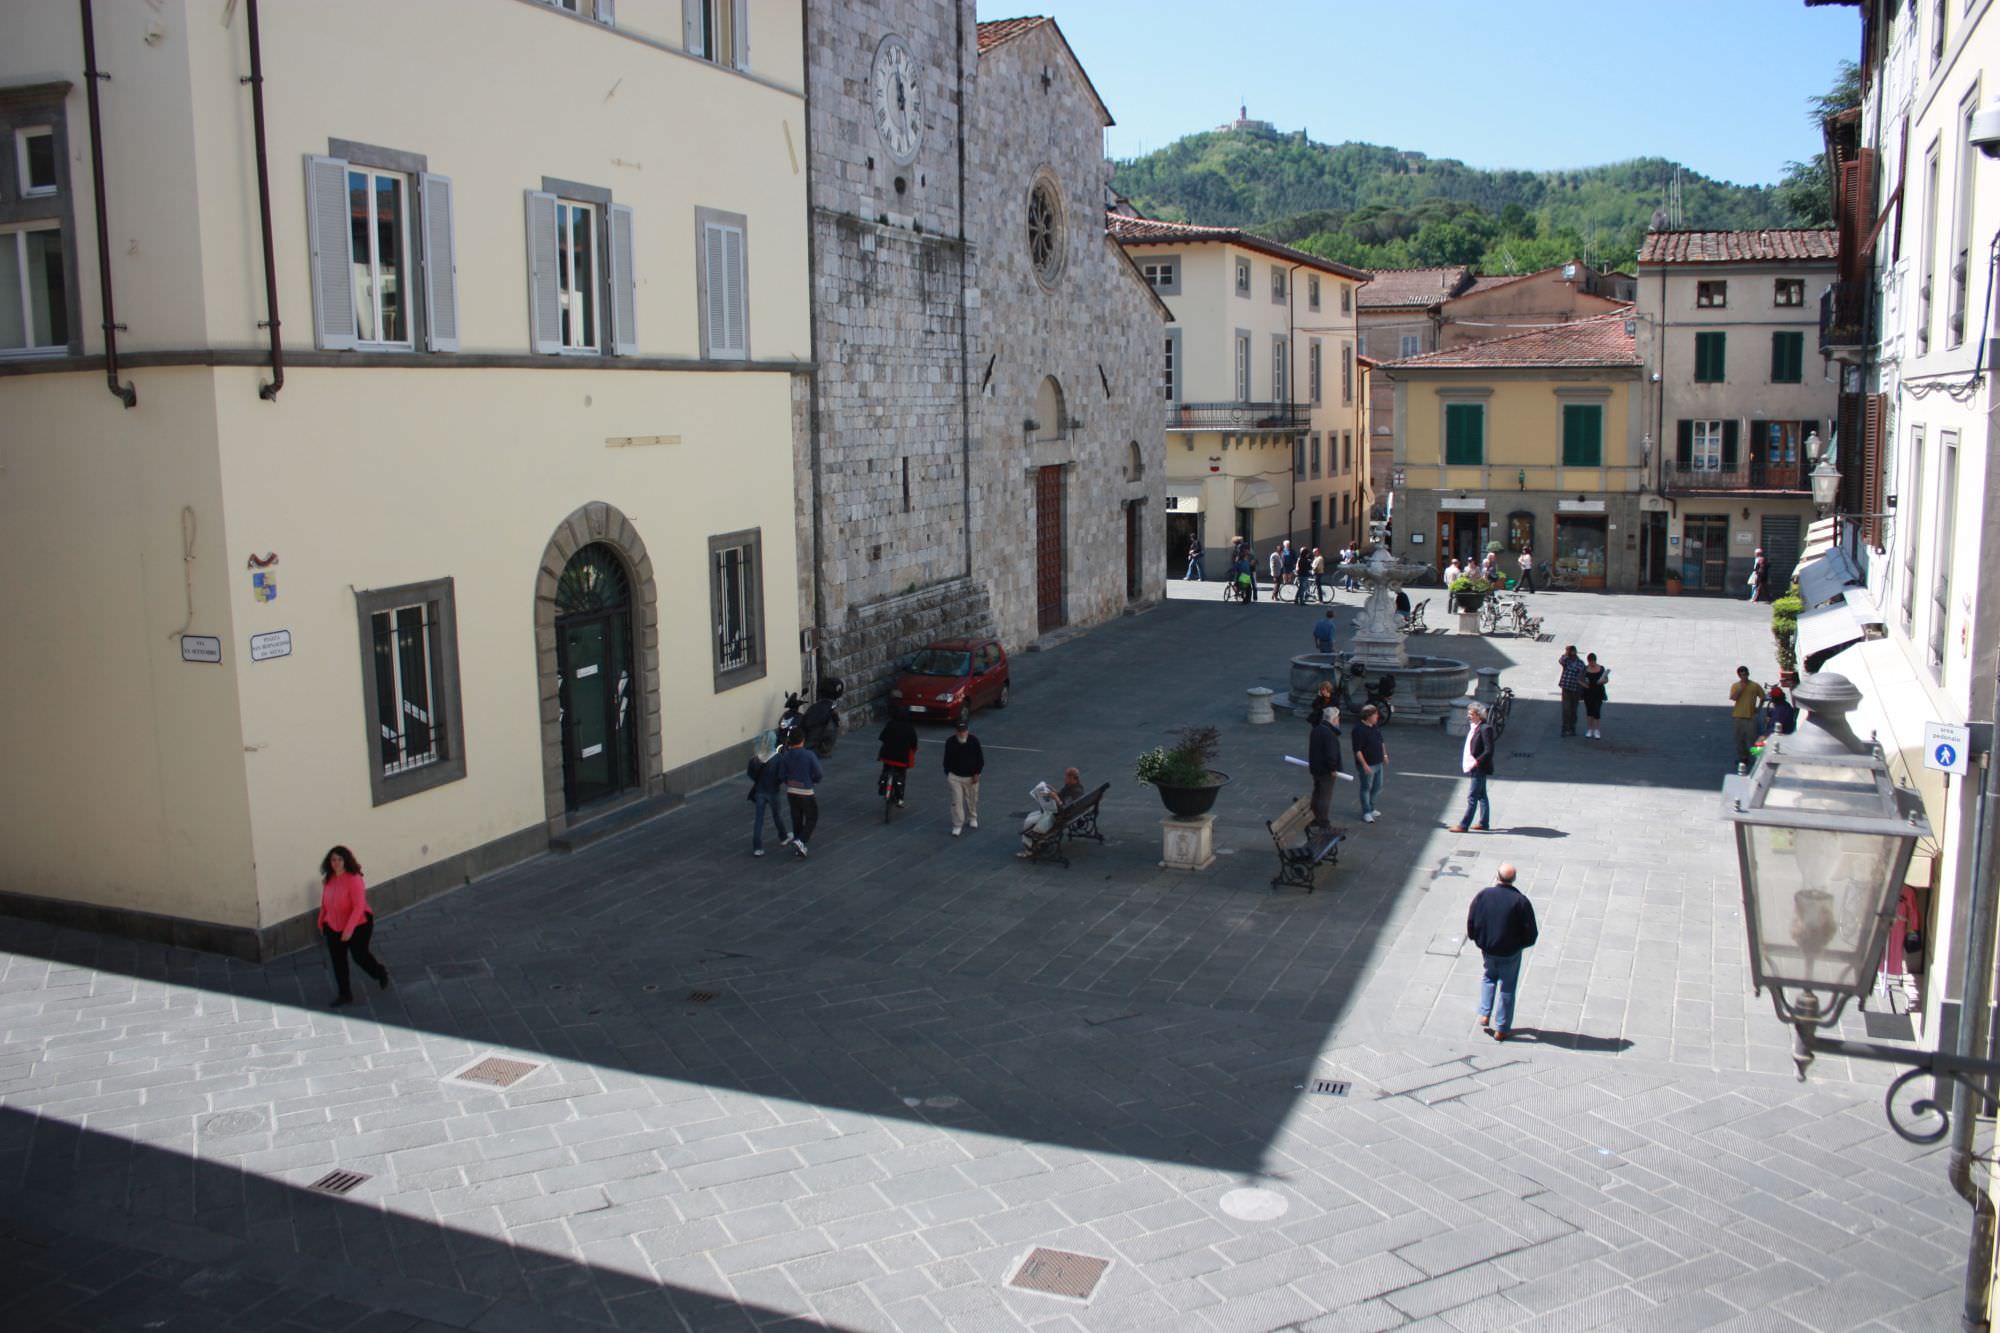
[1778,61,1862,227]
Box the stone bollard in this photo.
[1246,686,1275,724]
[1444,692,1475,737]
[1475,667,1503,706]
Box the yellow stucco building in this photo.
[1380,311,1648,589]
[0,0,809,956]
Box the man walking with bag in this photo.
[1467,864,1538,1040]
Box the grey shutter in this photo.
[703,221,746,358]
[608,203,637,356]
[682,0,702,56]
[732,0,749,69]
[419,173,459,352]
[702,222,727,356]
[304,155,356,351]
[524,191,561,355]
[593,0,614,23]
[723,225,747,357]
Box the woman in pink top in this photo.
[319,845,390,1006]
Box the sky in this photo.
[1022,0,1860,187]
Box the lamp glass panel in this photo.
[1744,824,1901,994]
[1757,762,1879,814]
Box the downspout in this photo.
[956,0,973,585]
[1950,666,2000,1332]
[1286,261,1303,547]
[244,0,283,400]
[78,0,135,408]
[1657,264,1672,523]
[799,1,826,675]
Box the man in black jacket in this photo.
[1449,703,1494,833]
[1308,707,1343,835]
[942,717,984,837]
[1467,863,1538,1040]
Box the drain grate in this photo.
[687,990,718,1004]
[309,1169,370,1196]
[1308,1078,1351,1097]
[450,1056,542,1089]
[1008,1247,1110,1302]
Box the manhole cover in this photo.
[1219,1188,1289,1221]
[449,1056,542,1089]
[1306,1079,1350,1097]
[309,1169,370,1196]
[1008,1247,1110,1301]
[687,990,718,1004]
[199,1110,267,1138]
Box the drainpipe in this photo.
[955,0,973,587]
[78,0,135,408]
[243,0,283,400]
[798,2,826,678]
[1951,669,2000,1332]
[1286,261,1304,548]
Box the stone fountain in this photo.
[1287,548,1473,721]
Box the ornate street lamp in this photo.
[1809,454,1841,515]
[1717,674,1991,1143]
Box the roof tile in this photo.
[1378,309,1640,369]
[976,16,1050,54]
[1356,266,1473,310]
[1107,212,1372,281]
[1637,229,1838,265]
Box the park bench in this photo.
[1023,783,1110,867]
[1400,599,1429,634]
[1266,795,1347,893]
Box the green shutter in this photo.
[1721,420,1740,470]
[1694,331,1727,382]
[1445,403,1482,465]
[1562,403,1603,467]
[1676,419,1693,468]
[1770,331,1803,383]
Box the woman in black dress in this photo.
[1581,653,1609,739]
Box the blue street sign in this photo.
[1936,743,1957,769]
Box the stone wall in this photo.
[831,576,994,720]
[966,22,1167,650]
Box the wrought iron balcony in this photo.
[1166,401,1310,431]
[1662,462,1809,494]
[1819,280,1869,361]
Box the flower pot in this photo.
[1155,771,1230,818]
[1453,592,1487,613]
[1664,578,1683,597]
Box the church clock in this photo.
[870,34,923,164]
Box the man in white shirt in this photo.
[1448,703,1495,833]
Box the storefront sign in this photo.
[180,635,222,664]
[249,629,293,662]
[1555,499,1606,513]
[1439,497,1486,511]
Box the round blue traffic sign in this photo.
[1936,743,1958,769]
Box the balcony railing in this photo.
[1166,401,1310,431]
[1819,281,1868,360]
[1662,462,1808,494]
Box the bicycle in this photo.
[1486,688,1516,739]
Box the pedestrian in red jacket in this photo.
[319,845,390,1007]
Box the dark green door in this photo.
[556,545,637,811]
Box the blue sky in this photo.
[1022,1,1860,186]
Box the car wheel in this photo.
[994,682,1010,709]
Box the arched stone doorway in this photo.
[533,503,663,831]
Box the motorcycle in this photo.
[779,677,844,756]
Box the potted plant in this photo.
[1664,569,1684,596]
[1448,573,1493,612]
[1136,725,1230,818]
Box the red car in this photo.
[890,638,1010,723]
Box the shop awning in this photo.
[1797,544,1864,609]
[1235,478,1282,509]
[1790,517,1841,584]
[1797,598,1878,672]
[1164,484,1204,513]
[1817,635,1948,886]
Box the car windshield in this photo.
[907,649,972,677]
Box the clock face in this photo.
[871,35,922,164]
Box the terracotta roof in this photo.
[1378,309,1640,370]
[1637,230,1838,265]
[1462,273,1527,295]
[1355,266,1472,310]
[976,16,1050,53]
[1106,212,1372,281]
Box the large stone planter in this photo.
[1155,771,1229,818]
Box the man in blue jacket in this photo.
[773,730,824,858]
[1467,864,1538,1040]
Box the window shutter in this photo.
[1676,419,1693,468]
[682,0,703,56]
[1862,393,1887,546]
[524,191,561,355]
[723,225,746,355]
[419,173,459,352]
[607,203,637,356]
[304,155,356,351]
[702,221,746,359]
[1721,420,1740,471]
[732,0,750,70]
[1713,332,1726,380]
[1770,333,1783,382]
[593,0,614,23]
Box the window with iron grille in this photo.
[355,578,466,805]
[710,529,765,689]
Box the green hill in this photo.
[1111,126,1792,274]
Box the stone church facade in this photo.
[797,4,1164,711]
[968,18,1167,652]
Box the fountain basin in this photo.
[1286,652,1472,721]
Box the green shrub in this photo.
[1449,574,1493,596]
[1136,725,1220,787]
[1771,594,1803,673]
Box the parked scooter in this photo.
[1340,660,1396,726]
[779,678,844,756]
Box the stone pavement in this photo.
[0,588,1969,1331]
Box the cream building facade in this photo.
[0,0,810,956]
[1110,215,1368,574]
